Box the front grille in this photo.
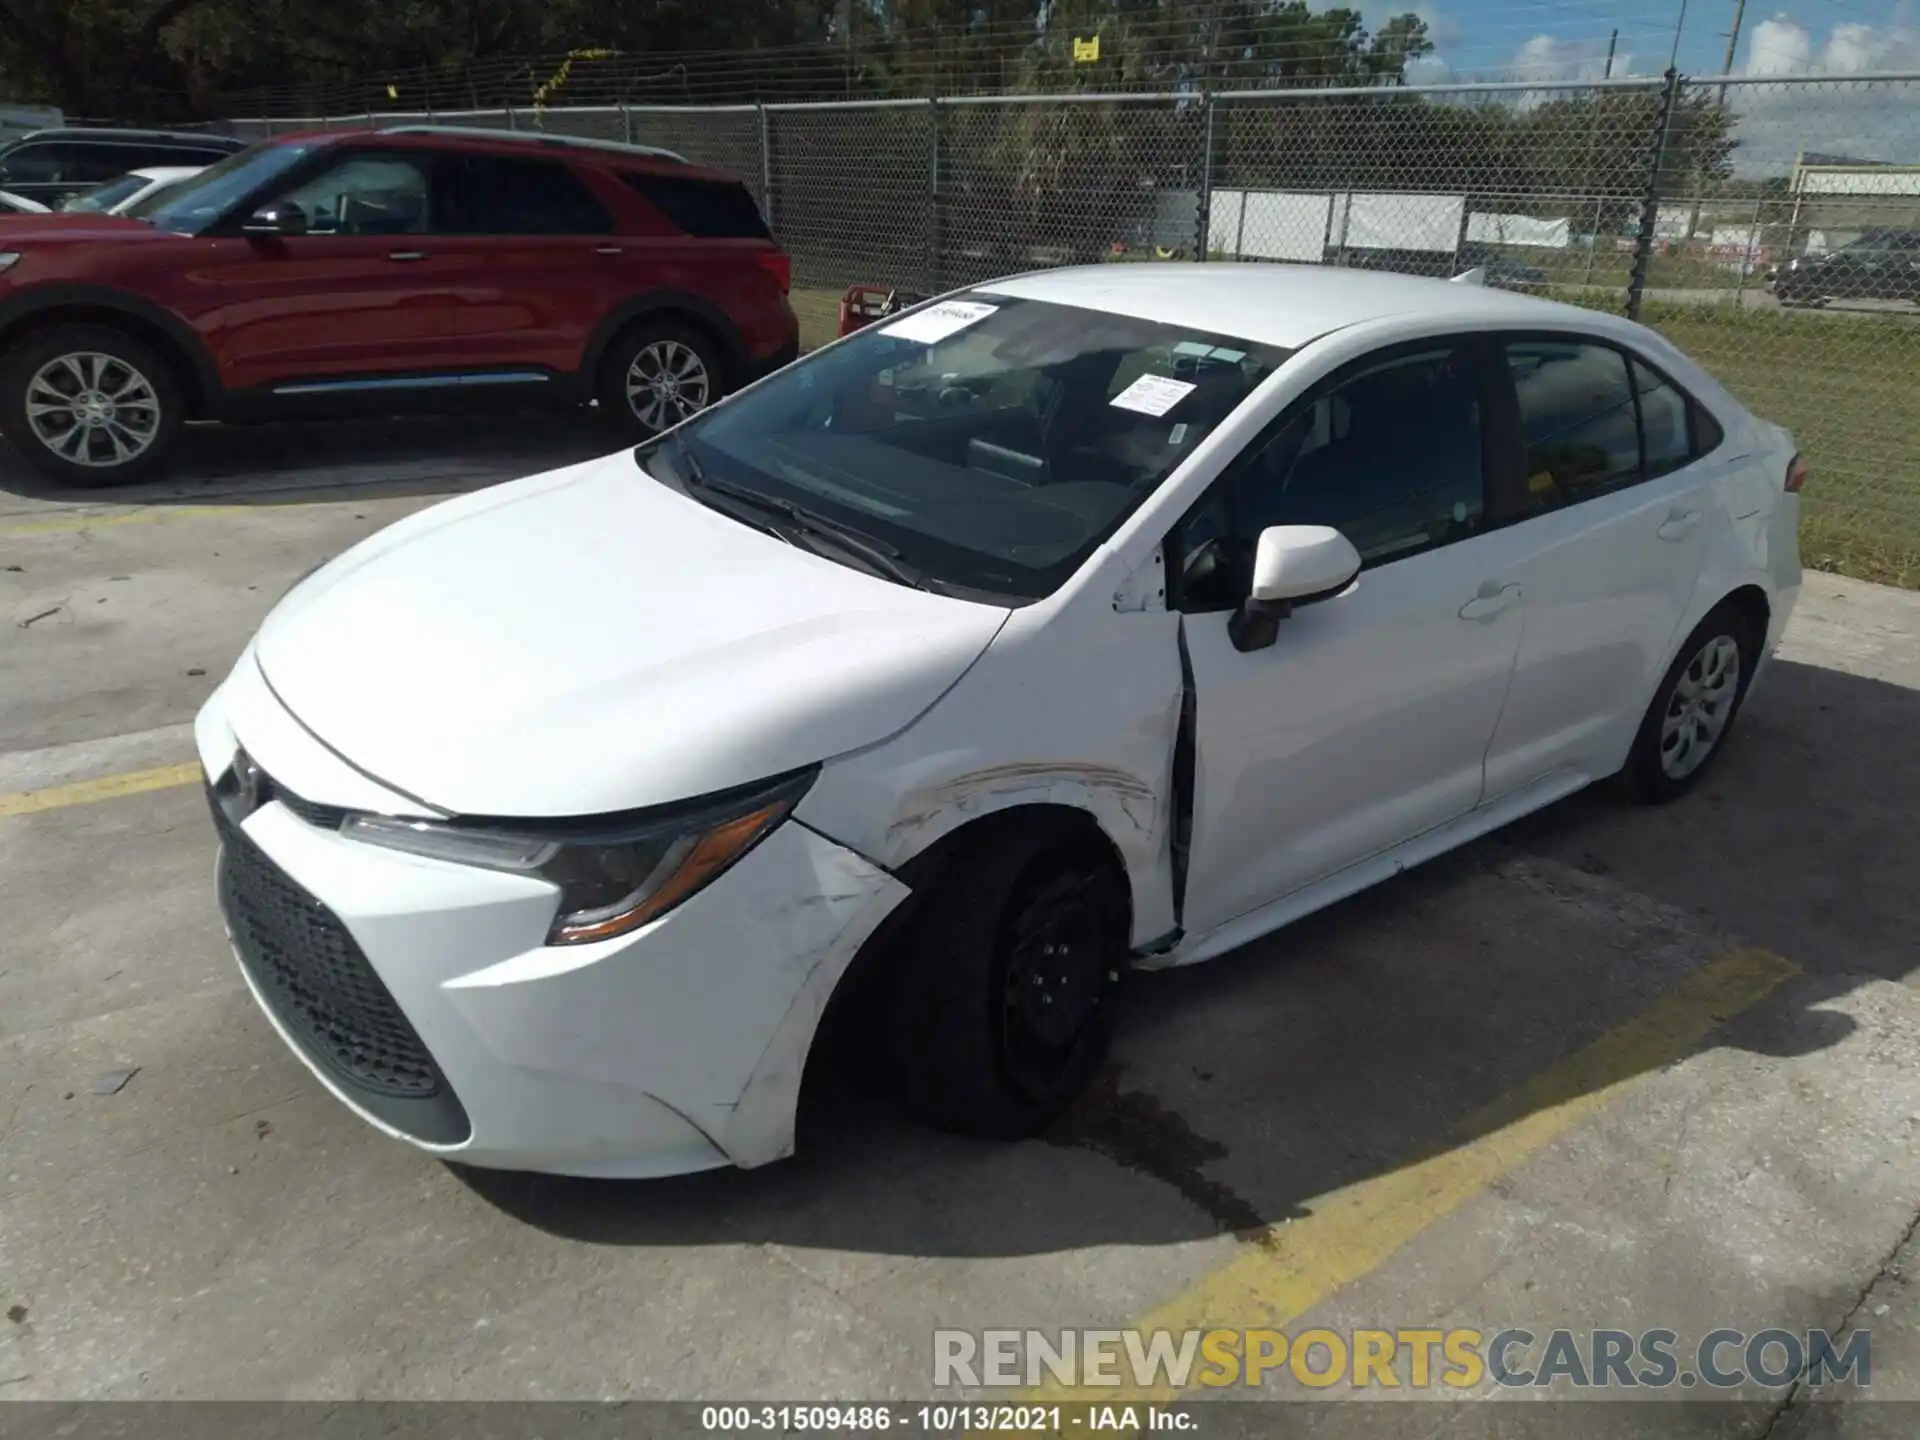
[212,797,441,1100]
[275,787,347,830]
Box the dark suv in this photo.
[0,126,798,482]
[1772,231,1920,307]
[0,127,244,208]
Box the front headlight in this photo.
[339,768,815,944]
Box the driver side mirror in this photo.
[243,201,307,238]
[1227,524,1362,653]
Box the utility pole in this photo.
[1720,0,1748,77]
[1668,0,1690,70]
[1604,29,1618,79]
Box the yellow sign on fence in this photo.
[1072,35,1101,63]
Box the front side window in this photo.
[1172,344,1485,610]
[268,153,429,236]
[134,143,313,232]
[1506,340,1639,509]
[434,155,611,235]
[666,295,1289,601]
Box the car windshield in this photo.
[665,295,1288,602]
[61,173,149,213]
[131,143,311,231]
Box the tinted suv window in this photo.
[1175,344,1485,609]
[436,155,611,235]
[624,173,770,239]
[0,143,125,185]
[1506,340,1639,508]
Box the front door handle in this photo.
[387,250,428,262]
[594,244,624,256]
[1657,508,1703,541]
[1459,582,1522,622]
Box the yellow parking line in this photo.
[1033,947,1800,1401]
[0,762,202,818]
[0,505,249,538]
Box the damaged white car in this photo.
[197,264,1804,1177]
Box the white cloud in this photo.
[1508,33,1635,81]
[1740,13,1920,74]
[1725,17,1920,174]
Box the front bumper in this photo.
[195,657,909,1178]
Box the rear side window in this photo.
[623,173,770,239]
[1506,340,1640,508]
[434,155,612,235]
[1633,359,1692,479]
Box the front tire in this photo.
[1624,604,1758,803]
[886,821,1129,1138]
[1,324,183,484]
[597,320,724,439]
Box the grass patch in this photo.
[1634,302,1920,589]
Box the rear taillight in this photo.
[1785,453,1808,493]
[758,250,791,294]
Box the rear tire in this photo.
[1,324,183,485]
[597,320,725,440]
[1624,603,1759,804]
[886,819,1128,1139]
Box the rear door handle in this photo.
[594,244,624,256]
[1657,508,1703,541]
[387,250,427,262]
[1459,582,1522,622]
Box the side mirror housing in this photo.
[243,201,307,238]
[1228,524,1362,653]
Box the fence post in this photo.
[1625,67,1683,322]
[505,106,518,130]
[622,104,634,145]
[1195,92,1214,261]
[758,103,778,234]
[1733,191,1764,307]
[927,97,944,294]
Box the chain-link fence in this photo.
[207,73,1920,585]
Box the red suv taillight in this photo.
[1785,453,1808,493]
[758,250,791,294]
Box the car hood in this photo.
[254,452,1012,818]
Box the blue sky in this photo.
[1366,0,1920,171]
[1371,0,1919,80]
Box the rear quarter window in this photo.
[622,173,770,239]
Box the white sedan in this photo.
[58,164,202,215]
[196,264,1803,1178]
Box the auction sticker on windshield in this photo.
[881,300,999,344]
[1110,373,1196,417]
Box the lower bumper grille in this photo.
[210,786,470,1144]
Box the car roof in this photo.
[981,263,1605,351]
[4,128,243,148]
[268,126,727,181]
[379,125,689,166]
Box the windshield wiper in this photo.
[670,441,931,591]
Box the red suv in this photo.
[0,126,798,482]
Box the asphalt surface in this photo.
[3,416,1918,1434]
